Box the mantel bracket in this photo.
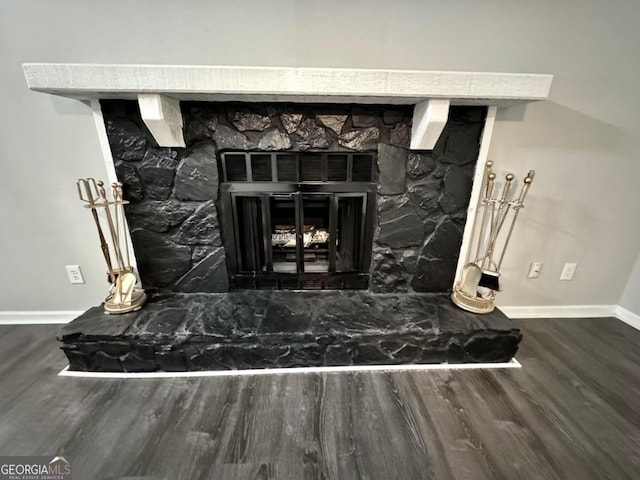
[137,94,185,148]
[410,99,451,150]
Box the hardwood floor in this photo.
[0,317,639,479]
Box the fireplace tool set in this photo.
[76,178,147,314]
[452,161,535,314]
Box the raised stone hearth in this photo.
[59,292,520,372]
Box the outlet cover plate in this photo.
[66,265,85,284]
[560,262,577,281]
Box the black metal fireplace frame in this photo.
[218,152,377,290]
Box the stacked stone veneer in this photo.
[102,101,486,294]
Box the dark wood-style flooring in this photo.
[0,317,638,479]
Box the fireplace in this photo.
[55,99,527,372]
[23,64,551,371]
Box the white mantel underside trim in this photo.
[23,64,552,106]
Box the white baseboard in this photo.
[614,305,640,331]
[59,358,522,379]
[500,304,640,332]
[0,311,82,325]
[499,304,617,319]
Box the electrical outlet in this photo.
[560,262,577,281]
[528,262,542,278]
[66,265,85,284]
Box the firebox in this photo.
[218,151,377,290]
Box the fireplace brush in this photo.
[76,178,147,314]
[452,162,535,314]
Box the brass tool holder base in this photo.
[104,291,148,314]
[451,283,495,314]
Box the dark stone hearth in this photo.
[174,144,219,201]
[177,201,220,246]
[411,220,463,292]
[131,230,191,288]
[125,201,195,233]
[383,109,405,125]
[106,119,147,161]
[137,150,178,200]
[121,353,157,372]
[58,292,521,372]
[377,144,407,195]
[174,248,229,293]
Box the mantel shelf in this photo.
[23,63,552,107]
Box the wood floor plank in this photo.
[0,319,639,479]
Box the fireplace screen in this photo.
[219,152,376,290]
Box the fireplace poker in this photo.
[474,162,495,263]
[76,178,115,284]
[96,180,125,275]
[497,170,535,270]
[115,183,132,269]
[478,173,514,290]
[112,182,132,271]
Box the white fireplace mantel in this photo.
[23,63,552,149]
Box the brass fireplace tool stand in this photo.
[77,178,147,314]
[452,161,535,314]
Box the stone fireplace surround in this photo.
[23,65,552,372]
[103,100,484,295]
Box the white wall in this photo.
[1,0,639,311]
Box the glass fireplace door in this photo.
[335,194,365,272]
[225,187,373,290]
[270,194,300,274]
[302,195,331,273]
